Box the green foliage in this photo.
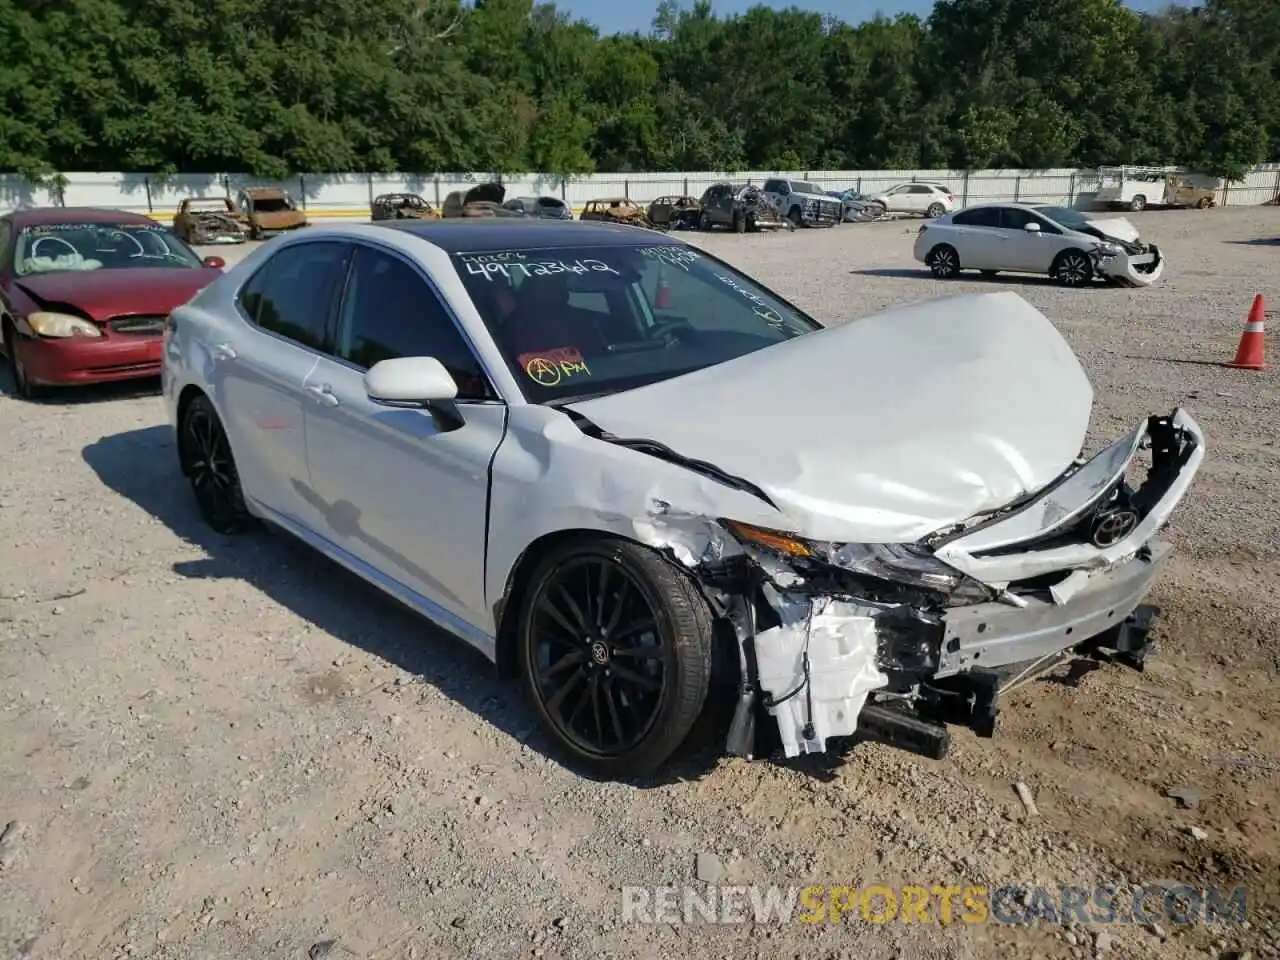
[0,0,1276,176]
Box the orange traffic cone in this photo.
[1228,295,1268,370]
[655,265,671,309]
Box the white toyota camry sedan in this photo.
[161,219,1204,778]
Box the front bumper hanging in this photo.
[721,408,1203,763]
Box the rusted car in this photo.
[371,192,439,221]
[441,182,521,218]
[578,197,655,228]
[232,187,309,239]
[172,197,248,244]
[696,182,789,232]
[647,195,702,230]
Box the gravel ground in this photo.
[1,208,1277,960]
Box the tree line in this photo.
[1,0,1276,182]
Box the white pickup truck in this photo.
[1093,166,1218,212]
[760,178,842,227]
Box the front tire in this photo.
[788,207,803,228]
[698,211,712,231]
[1053,250,1094,287]
[1129,195,1147,212]
[179,393,254,534]
[3,324,46,400]
[517,537,713,779]
[733,210,745,233]
[926,243,961,279]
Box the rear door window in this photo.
[953,207,1000,227]
[237,241,350,351]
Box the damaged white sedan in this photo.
[163,219,1203,778]
[915,202,1164,287]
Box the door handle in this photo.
[211,342,236,360]
[306,383,339,407]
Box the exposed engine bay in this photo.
[638,409,1203,762]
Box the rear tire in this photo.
[178,393,255,534]
[1196,197,1213,209]
[926,202,945,218]
[517,537,713,779]
[925,244,961,279]
[1129,195,1147,212]
[733,210,745,233]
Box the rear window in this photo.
[452,244,821,402]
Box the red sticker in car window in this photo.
[518,346,590,387]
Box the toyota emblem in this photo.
[1089,508,1140,548]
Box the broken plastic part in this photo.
[752,595,890,758]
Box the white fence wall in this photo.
[4,165,1280,217]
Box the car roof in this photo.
[960,201,1055,212]
[7,206,160,227]
[377,218,678,252]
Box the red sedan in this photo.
[0,206,226,399]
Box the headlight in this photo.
[722,520,993,601]
[27,311,103,338]
[1094,242,1120,258]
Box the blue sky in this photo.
[551,0,1169,35]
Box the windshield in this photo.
[453,243,822,402]
[1034,205,1092,229]
[793,182,826,196]
[251,196,294,212]
[186,199,231,212]
[14,222,205,276]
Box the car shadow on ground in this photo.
[82,424,747,788]
[1224,237,1280,246]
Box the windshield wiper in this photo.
[558,407,778,510]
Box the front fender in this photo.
[484,406,784,628]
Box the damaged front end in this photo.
[680,409,1204,763]
[1083,228,1165,287]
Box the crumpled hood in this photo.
[16,268,221,323]
[567,291,1094,543]
[1081,216,1140,244]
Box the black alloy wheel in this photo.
[926,244,960,279]
[517,539,712,778]
[179,393,253,533]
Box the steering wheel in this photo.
[30,235,79,260]
[649,317,697,346]
[102,229,149,258]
